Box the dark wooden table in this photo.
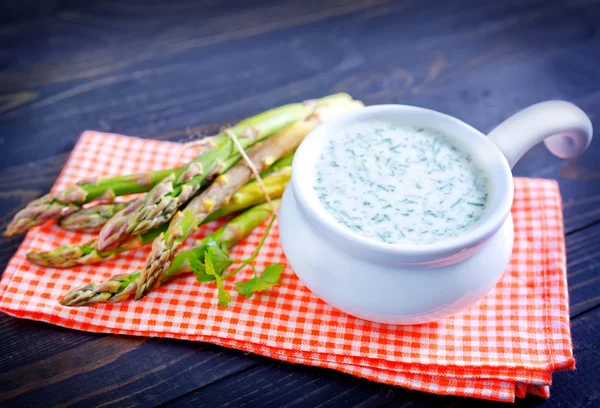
[1,0,599,406]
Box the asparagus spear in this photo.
[26,231,161,269]
[60,200,279,306]
[5,195,81,238]
[205,166,290,222]
[4,167,180,237]
[97,93,352,252]
[58,201,130,232]
[135,100,364,299]
[26,164,291,268]
[54,152,295,233]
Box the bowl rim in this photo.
[291,104,514,262]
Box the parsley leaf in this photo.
[189,238,234,285]
[216,280,232,307]
[205,242,233,276]
[235,263,284,298]
[189,254,214,282]
[204,251,231,307]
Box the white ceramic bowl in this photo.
[279,101,592,324]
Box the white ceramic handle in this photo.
[487,101,593,168]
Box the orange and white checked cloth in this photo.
[0,132,574,402]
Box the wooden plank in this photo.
[0,332,260,407]
[1,0,600,407]
[565,222,600,317]
[161,362,428,408]
[0,0,386,167]
[0,0,595,162]
[0,314,98,373]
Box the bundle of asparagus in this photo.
[56,152,293,234]
[5,93,363,307]
[26,157,292,267]
[60,200,280,306]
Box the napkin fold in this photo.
[0,131,574,402]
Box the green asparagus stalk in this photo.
[58,202,130,232]
[54,152,295,234]
[205,167,290,222]
[135,100,364,299]
[97,93,352,252]
[26,231,162,269]
[59,200,279,306]
[4,167,181,237]
[26,164,292,268]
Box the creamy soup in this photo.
[313,122,488,245]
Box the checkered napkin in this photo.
[0,132,575,402]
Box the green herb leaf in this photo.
[216,279,232,307]
[189,256,215,282]
[203,253,216,277]
[205,243,233,276]
[205,254,231,307]
[235,263,284,298]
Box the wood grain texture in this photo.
[1,0,600,406]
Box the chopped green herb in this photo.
[450,198,463,208]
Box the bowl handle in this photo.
[487,101,593,169]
